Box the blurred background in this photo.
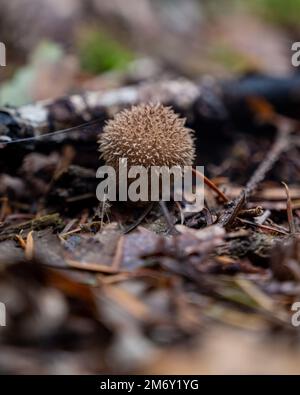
[0,0,298,106]
[1,0,300,375]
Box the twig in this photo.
[175,201,184,225]
[159,201,180,235]
[0,79,200,145]
[25,231,34,261]
[192,168,228,203]
[66,259,119,273]
[282,182,297,235]
[111,235,124,271]
[238,218,289,235]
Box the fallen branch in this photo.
[0,79,202,144]
[218,120,293,228]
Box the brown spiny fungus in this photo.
[98,103,228,205]
[99,103,195,169]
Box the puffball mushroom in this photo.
[99,103,195,169]
[98,103,228,206]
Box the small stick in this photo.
[282,182,297,235]
[25,231,34,261]
[66,259,119,273]
[175,201,185,225]
[238,218,289,235]
[159,201,180,235]
[192,168,228,203]
[111,235,124,271]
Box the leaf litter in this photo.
[0,77,300,374]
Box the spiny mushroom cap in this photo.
[99,103,195,169]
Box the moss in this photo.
[209,44,253,73]
[249,0,300,28]
[78,29,133,74]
